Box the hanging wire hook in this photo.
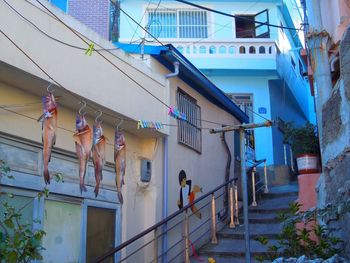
[116,119,124,131]
[95,110,103,124]
[46,83,55,93]
[78,100,87,116]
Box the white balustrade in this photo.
[168,40,277,58]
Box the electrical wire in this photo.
[174,0,303,31]
[7,0,242,127]
[1,0,259,127]
[129,0,153,43]
[1,0,122,52]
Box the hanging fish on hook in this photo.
[73,102,92,193]
[38,90,58,184]
[115,121,126,204]
[92,112,106,197]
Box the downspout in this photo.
[304,0,332,157]
[218,131,232,221]
[165,61,180,79]
[162,136,168,263]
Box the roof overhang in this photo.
[115,42,249,123]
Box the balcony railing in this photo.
[158,39,277,58]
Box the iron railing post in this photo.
[211,194,218,244]
[264,160,269,193]
[234,183,239,225]
[184,210,190,263]
[229,183,235,228]
[251,167,257,206]
[240,129,251,263]
[153,229,158,263]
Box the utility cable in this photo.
[1,1,252,127]
[174,0,303,31]
[0,29,228,130]
[34,0,169,109]
[1,0,122,52]
[24,0,241,127]
[129,0,153,43]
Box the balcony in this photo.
[160,39,278,72]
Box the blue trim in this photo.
[114,42,168,55]
[117,43,248,123]
[279,3,302,48]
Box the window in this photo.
[226,93,254,122]
[147,9,208,38]
[42,200,82,263]
[177,89,201,152]
[235,9,270,38]
[86,206,116,263]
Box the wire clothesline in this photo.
[1,0,271,126]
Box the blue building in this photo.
[117,0,316,173]
[48,0,316,173]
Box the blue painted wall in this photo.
[209,75,275,165]
[116,0,316,167]
[268,79,308,165]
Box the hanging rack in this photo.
[78,100,87,116]
[46,83,55,93]
[116,119,124,131]
[95,110,103,124]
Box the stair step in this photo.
[261,191,298,199]
[191,255,260,263]
[248,195,296,213]
[240,212,281,223]
[218,224,281,240]
[198,238,278,257]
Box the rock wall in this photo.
[316,25,350,258]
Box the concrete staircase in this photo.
[195,184,298,263]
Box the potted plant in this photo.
[283,122,320,174]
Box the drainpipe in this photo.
[165,61,180,79]
[162,136,169,263]
[304,0,332,158]
[218,131,232,221]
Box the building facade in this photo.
[0,0,247,261]
[305,0,350,257]
[118,0,316,177]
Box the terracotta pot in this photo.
[296,153,319,174]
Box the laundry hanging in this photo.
[168,106,187,121]
[137,120,163,130]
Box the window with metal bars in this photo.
[147,9,208,39]
[177,89,202,153]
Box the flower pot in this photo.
[296,153,319,174]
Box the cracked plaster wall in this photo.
[316,26,350,258]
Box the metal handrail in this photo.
[92,177,238,262]
[250,159,269,207]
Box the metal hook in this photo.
[116,119,124,131]
[46,83,55,93]
[95,110,103,124]
[78,100,87,116]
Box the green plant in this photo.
[283,122,320,156]
[0,161,63,262]
[255,202,344,262]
